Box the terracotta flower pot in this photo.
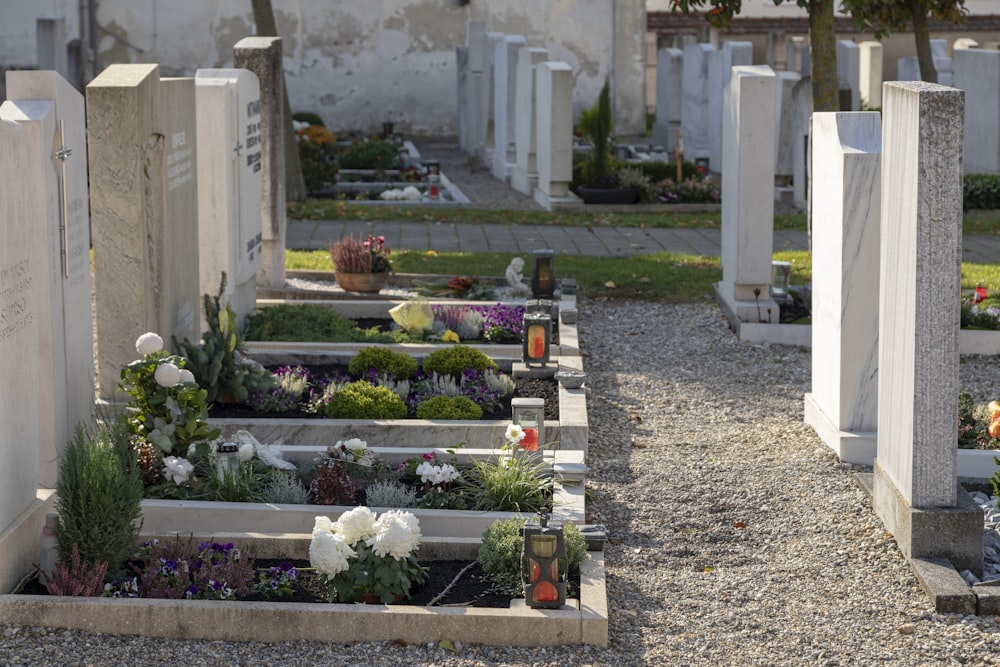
[335,271,390,294]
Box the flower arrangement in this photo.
[329,233,392,274]
[119,332,219,455]
[309,507,426,603]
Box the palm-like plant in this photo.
[576,79,613,185]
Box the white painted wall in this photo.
[0,0,647,136]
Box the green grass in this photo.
[288,247,1000,302]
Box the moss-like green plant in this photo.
[348,346,418,380]
[422,346,497,378]
[55,422,143,574]
[174,273,277,404]
[321,381,409,419]
[478,518,588,597]
[415,395,484,420]
[244,303,397,343]
[337,139,399,170]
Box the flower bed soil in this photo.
[209,369,559,422]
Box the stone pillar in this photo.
[456,45,470,152]
[234,36,285,290]
[652,47,683,153]
[715,65,778,324]
[803,112,881,464]
[86,64,201,399]
[511,47,548,197]
[491,35,526,182]
[6,71,95,486]
[36,18,68,78]
[680,43,715,165]
[954,48,1000,174]
[465,21,488,158]
[873,81,981,576]
[194,69,264,330]
[836,41,860,111]
[791,77,813,210]
[533,61,579,211]
[774,71,801,182]
[859,42,883,109]
[708,41,752,172]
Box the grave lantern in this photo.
[522,312,551,367]
[215,441,240,481]
[521,510,567,609]
[771,261,792,300]
[531,249,555,298]
[425,160,441,200]
[511,397,545,451]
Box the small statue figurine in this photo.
[505,257,531,296]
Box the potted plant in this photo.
[574,79,638,205]
[329,233,392,293]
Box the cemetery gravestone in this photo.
[491,34,526,182]
[897,56,921,82]
[859,42,883,109]
[873,81,981,576]
[786,36,809,77]
[790,76,812,210]
[87,64,201,399]
[234,37,285,291]
[836,40,860,111]
[533,61,579,211]
[465,21,488,158]
[954,48,1000,174]
[716,66,778,324]
[708,42,752,172]
[511,47,549,197]
[680,43,715,166]
[774,71,801,182]
[6,70,95,486]
[194,69,264,329]
[36,18,68,78]
[651,47,683,153]
[804,112,881,464]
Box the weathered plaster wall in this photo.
[0,0,646,136]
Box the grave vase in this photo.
[335,271,390,294]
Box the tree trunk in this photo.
[251,0,308,202]
[909,0,937,83]
[808,0,839,112]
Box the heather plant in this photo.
[329,233,392,273]
[422,346,498,378]
[415,395,484,420]
[432,304,484,340]
[55,422,143,575]
[43,543,109,597]
[348,346,418,380]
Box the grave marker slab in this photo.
[465,22,488,157]
[836,40,860,111]
[491,35,525,182]
[533,61,579,211]
[681,43,714,164]
[804,111,881,464]
[709,42,752,172]
[774,71,800,179]
[195,69,264,329]
[954,48,1000,174]
[652,47,683,153]
[511,47,549,197]
[87,64,200,399]
[6,70,95,486]
[859,42,883,109]
[234,37,285,291]
[873,80,981,575]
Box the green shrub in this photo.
[965,173,1000,211]
[636,159,700,182]
[348,346,418,380]
[298,140,339,193]
[244,304,397,343]
[415,395,484,420]
[337,139,399,170]
[478,518,588,596]
[55,422,144,574]
[466,452,551,513]
[321,381,408,419]
[422,346,497,378]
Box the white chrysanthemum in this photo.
[312,515,336,534]
[505,423,525,445]
[154,362,182,387]
[309,529,355,577]
[135,332,163,356]
[368,510,421,560]
[402,186,422,200]
[335,506,378,545]
[178,368,195,384]
[163,456,194,485]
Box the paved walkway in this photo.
[287,219,1000,264]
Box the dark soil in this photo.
[209,370,559,422]
[19,559,560,608]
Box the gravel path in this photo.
[7,299,1000,665]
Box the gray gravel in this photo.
[9,299,1000,665]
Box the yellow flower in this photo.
[442,330,460,343]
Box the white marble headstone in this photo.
[954,48,1000,174]
[836,41,860,111]
[652,47,684,153]
[511,47,548,197]
[533,61,578,210]
[859,42,883,109]
[491,34,526,182]
[195,68,264,330]
[680,43,715,164]
[709,42,752,172]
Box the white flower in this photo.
[135,332,163,356]
[334,506,378,545]
[178,368,195,384]
[368,510,421,560]
[438,463,460,484]
[505,423,525,445]
[292,120,310,131]
[313,515,336,534]
[402,186,422,200]
[163,456,194,485]
[341,438,367,453]
[238,443,255,462]
[256,443,296,470]
[154,362,182,387]
[309,529,355,577]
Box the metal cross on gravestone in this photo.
[53,120,72,278]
